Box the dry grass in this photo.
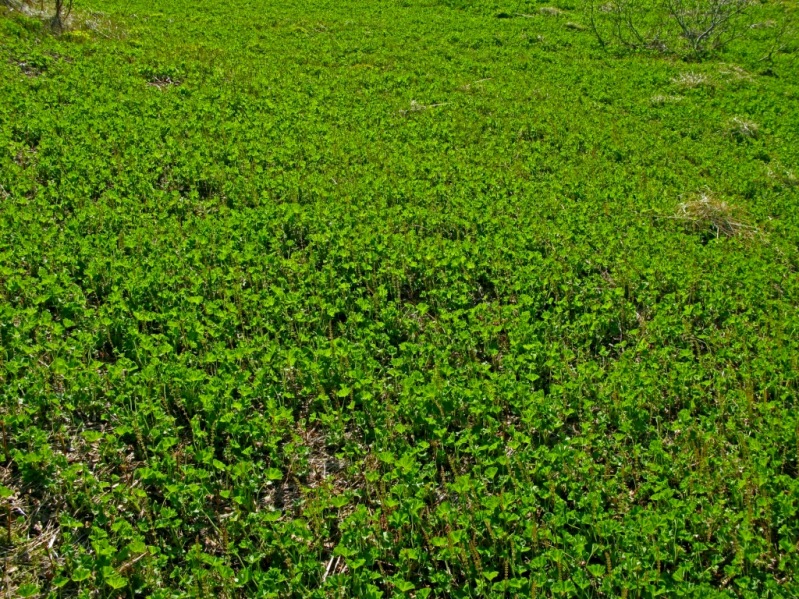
[766,164,798,188]
[5,1,121,38]
[750,19,777,29]
[147,76,180,89]
[0,464,64,597]
[728,116,760,140]
[459,78,492,92]
[650,94,684,105]
[71,11,123,39]
[399,99,449,116]
[13,0,68,27]
[260,425,354,514]
[672,72,710,89]
[14,60,42,77]
[719,64,753,82]
[0,0,26,11]
[0,422,129,596]
[675,192,756,238]
[539,6,565,16]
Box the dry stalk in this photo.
[674,192,756,238]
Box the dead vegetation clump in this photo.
[15,60,42,77]
[4,0,119,37]
[650,94,684,105]
[261,425,354,514]
[0,463,65,596]
[728,116,760,140]
[672,72,711,88]
[0,421,138,596]
[675,192,756,238]
[399,99,449,116]
[7,0,73,32]
[766,163,798,188]
[147,75,180,89]
[718,64,753,82]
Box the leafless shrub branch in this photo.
[664,0,751,59]
[582,0,784,59]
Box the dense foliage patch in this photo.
[1,0,798,596]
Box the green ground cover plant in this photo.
[0,0,798,596]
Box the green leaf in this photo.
[72,566,92,582]
[349,558,366,570]
[394,579,415,592]
[17,584,39,598]
[587,563,605,578]
[105,573,128,589]
[377,452,394,464]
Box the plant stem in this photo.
[0,421,8,463]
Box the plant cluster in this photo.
[0,0,798,596]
